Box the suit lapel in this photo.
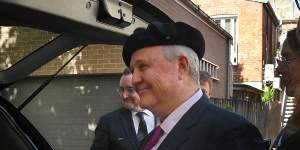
[119,108,139,149]
[158,95,211,150]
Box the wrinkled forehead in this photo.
[130,46,164,67]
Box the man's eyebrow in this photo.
[131,59,145,68]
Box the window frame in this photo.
[212,15,239,66]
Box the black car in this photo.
[0,0,172,149]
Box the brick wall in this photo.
[32,44,125,75]
[0,26,57,70]
[193,0,265,83]
[0,26,126,76]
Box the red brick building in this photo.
[193,0,280,101]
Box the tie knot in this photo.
[137,112,144,119]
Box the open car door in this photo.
[0,0,172,149]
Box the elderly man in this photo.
[122,22,267,150]
[91,68,156,150]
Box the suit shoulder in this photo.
[205,103,253,127]
[100,108,129,122]
[201,103,264,140]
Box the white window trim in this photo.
[200,58,219,81]
[212,15,239,66]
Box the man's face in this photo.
[119,74,142,112]
[276,40,300,97]
[200,82,211,98]
[130,46,179,111]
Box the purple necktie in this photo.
[143,126,164,150]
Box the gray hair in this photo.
[161,45,200,84]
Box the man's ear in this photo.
[178,55,189,80]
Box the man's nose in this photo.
[122,91,129,99]
[132,70,142,87]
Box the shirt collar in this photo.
[160,89,203,134]
[132,109,153,117]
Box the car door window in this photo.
[0,26,58,71]
[0,25,123,150]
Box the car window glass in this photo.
[31,44,124,76]
[0,25,125,149]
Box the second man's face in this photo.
[119,74,142,112]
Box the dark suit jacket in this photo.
[91,107,139,150]
[140,95,267,150]
[278,130,300,150]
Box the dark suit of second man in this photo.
[90,68,155,150]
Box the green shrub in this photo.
[262,85,275,103]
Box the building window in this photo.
[213,16,238,65]
[200,58,219,80]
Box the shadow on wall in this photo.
[0,26,17,69]
[233,63,246,82]
[0,75,122,150]
[0,26,58,70]
[0,26,87,75]
[1,26,125,77]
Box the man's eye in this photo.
[127,87,135,93]
[138,63,147,70]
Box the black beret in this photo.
[122,22,205,66]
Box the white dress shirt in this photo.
[132,109,156,134]
[151,89,203,150]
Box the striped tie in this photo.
[137,112,148,141]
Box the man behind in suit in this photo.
[199,71,212,98]
[90,68,155,150]
[122,22,267,150]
